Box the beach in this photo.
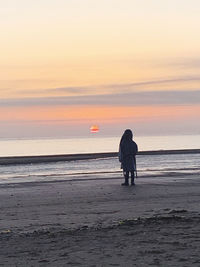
[0,173,200,266]
[2,0,200,265]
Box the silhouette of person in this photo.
[119,129,138,186]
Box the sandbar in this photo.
[1,148,200,165]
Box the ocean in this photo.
[0,135,200,184]
[1,134,200,157]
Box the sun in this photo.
[90,125,99,133]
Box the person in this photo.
[119,129,138,186]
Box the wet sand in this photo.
[0,174,200,266]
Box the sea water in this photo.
[0,134,200,157]
[0,135,200,184]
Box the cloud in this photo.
[107,76,200,90]
[1,90,200,108]
[16,75,200,96]
[19,86,94,95]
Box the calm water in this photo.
[0,134,200,157]
[0,153,200,184]
[0,135,199,184]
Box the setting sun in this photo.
[90,125,99,133]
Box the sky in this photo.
[1,0,200,138]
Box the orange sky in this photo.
[1,105,200,123]
[1,1,200,98]
[1,1,200,138]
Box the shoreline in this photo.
[1,170,200,188]
[0,148,200,165]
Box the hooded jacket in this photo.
[119,139,138,171]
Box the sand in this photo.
[0,174,200,266]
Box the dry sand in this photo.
[0,174,200,266]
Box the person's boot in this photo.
[121,174,129,186]
[121,178,129,186]
[131,173,135,186]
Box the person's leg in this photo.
[121,171,129,186]
[131,171,135,185]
